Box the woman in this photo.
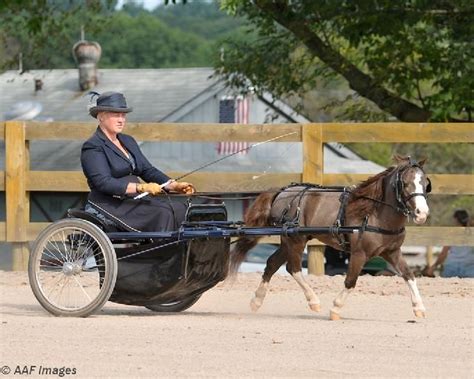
[81,91,195,232]
[423,209,474,278]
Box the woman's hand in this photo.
[136,182,163,195]
[166,181,195,194]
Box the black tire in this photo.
[145,294,201,312]
[28,219,117,317]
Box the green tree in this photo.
[0,0,243,70]
[218,0,474,122]
[152,0,245,40]
[0,0,116,70]
[94,11,213,68]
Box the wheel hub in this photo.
[62,262,82,276]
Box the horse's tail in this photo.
[229,191,275,275]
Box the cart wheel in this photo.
[28,219,117,317]
[145,294,201,312]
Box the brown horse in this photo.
[230,156,431,320]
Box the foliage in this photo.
[218,0,474,122]
[151,1,245,40]
[94,12,213,68]
[0,0,116,70]
[0,0,245,70]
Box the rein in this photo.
[349,193,404,214]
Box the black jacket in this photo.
[81,127,169,196]
[80,128,186,232]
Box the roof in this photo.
[0,68,217,122]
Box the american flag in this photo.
[217,96,249,155]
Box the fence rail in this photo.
[1,121,473,272]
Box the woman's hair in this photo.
[453,209,470,227]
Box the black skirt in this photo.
[86,190,188,232]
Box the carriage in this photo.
[28,156,431,319]
[28,199,364,317]
[28,202,230,317]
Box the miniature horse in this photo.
[230,156,431,320]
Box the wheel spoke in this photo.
[42,245,66,265]
[39,258,63,269]
[45,274,67,300]
[72,276,92,302]
[39,264,63,270]
[77,272,100,286]
[47,236,69,263]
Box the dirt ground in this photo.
[0,271,473,378]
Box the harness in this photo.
[271,160,430,251]
[276,182,323,225]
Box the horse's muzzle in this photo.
[413,213,428,224]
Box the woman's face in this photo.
[98,111,127,135]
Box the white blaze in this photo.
[413,172,429,221]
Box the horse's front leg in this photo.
[250,247,287,312]
[383,250,426,318]
[330,250,366,320]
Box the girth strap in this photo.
[332,191,351,251]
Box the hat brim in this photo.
[89,106,133,118]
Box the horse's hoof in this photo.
[414,310,426,318]
[250,298,261,312]
[329,310,341,321]
[309,303,321,312]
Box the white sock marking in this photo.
[407,279,425,311]
[291,271,320,306]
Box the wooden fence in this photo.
[1,121,473,272]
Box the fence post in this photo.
[5,121,30,270]
[302,124,325,275]
[426,246,433,266]
[302,123,323,184]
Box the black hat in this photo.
[89,92,133,118]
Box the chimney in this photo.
[72,30,101,91]
[34,79,43,92]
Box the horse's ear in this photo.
[392,154,406,164]
[418,157,428,167]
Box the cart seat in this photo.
[67,208,124,232]
[68,203,227,233]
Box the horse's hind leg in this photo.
[383,250,426,318]
[250,247,287,312]
[330,250,366,320]
[285,237,321,312]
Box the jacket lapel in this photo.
[119,134,140,159]
[95,127,131,164]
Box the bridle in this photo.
[350,159,431,217]
[393,159,431,216]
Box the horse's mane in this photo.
[346,155,411,219]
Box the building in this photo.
[0,36,384,224]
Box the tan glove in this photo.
[167,181,196,194]
[136,182,163,196]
